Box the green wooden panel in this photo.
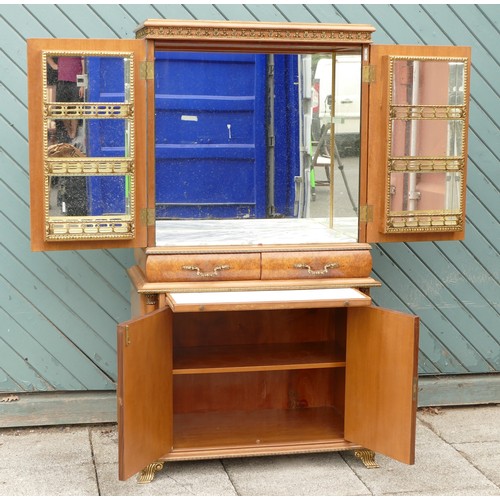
[372,244,496,373]
[0,4,498,409]
[418,374,500,407]
[478,4,500,26]
[0,217,118,384]
[0,279,113,390]
[244,4,288,22]
[46,4,120,38]
[148,4,194,20]
[0,337,51,392]
[269,4,320,23]
[0,392,117,428]
[214,4,256,21]
[370,255,471,374]
[175,4,225,20]
[0,367,24,393]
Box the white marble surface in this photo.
[169,287,367,305]
[156,217,358,246]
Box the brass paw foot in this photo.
[137,461,164,484]
[354,449,380,469]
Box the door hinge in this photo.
[412,376,418,401]
[140,61,154,80]
[140,208,155,226]
[359,205,373,223]
[362,65,376,84]
[125,326,131,347]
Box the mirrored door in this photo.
[28,39,147,251]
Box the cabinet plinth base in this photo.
[354,449,380,469]
[137,461,164,484]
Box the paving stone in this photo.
[222,452,371,496]
[418,405,500,444]
[0,426,92,467]
[454,441,500,487]
[88,425,118,466]
[0,463,98,496]
[340,422,500,496]
[96,460,237,496]
[1,406,499,495]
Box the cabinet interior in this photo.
[170,308,348,452]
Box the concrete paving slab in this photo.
[340,421,500,496]
[89,425,237,495]
[88,425,119,466]
[96,460,237,496]
[0,463,99,496]
[1,406,499,495]
[222,452,371,496]
[0,426,92,467]
[418,404,500,443]
[453,441,500,487]
[0,426,98,496]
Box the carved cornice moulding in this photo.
[135,19,374,46]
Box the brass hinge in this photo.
[140,208,155,226]
[362,65,376,84]
[140,61,154,80]
[125,326,131,347]
[413,376,418,401]
[359,205,373,223]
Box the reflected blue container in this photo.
[86,57,127,216]
[155,51,299,219]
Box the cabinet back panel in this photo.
[173,309,346,348]
[173,368,345,413]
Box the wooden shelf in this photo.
[173,342,346,374]
[172,407,345,453]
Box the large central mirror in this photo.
[153,50,362,246]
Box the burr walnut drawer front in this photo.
[145,253,261,282]
[261,250,372,280]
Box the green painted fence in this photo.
[0,5,498,412]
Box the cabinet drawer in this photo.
[261,251,372,280]
[145,253,261,282]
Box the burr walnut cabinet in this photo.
[27,19,470,482]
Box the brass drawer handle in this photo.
[182,265,230,277]
[294,263,339,275]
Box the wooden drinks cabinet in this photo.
[27,19,470,482]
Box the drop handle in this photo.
[294,263,339,275]
[182,265,230,278]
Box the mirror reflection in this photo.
[392,59,465,106]
[387,57,467,231]
[45,54,133,224]
[389,172,461,213]
[46,55,130,150]
[391,119,463,157]
[154,51,362,246]
[49,175,131,217]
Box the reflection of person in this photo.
[47,56,85,141]
[47,143,88,217]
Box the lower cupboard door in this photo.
[344,306,419,464]
[117,307,173,480]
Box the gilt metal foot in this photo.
[137,461,164,484]
[354,449,380,469]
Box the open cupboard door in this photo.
[344,306,419,464]
[117,307,173,480]
[361,44,471,243]
[27,38,148,251]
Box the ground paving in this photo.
[0,405,499,496]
